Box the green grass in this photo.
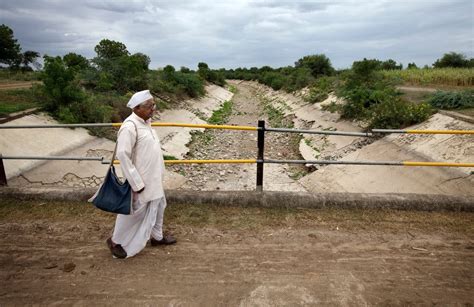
[208,100,233,124]
[163,155,178,160]
[189,130,214,146]
[1,198,473,234]
[0,88,39,116]
[261,97,293,128]
[0,70,41,82]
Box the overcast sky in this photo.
[1,0,473,70]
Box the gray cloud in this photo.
[1,0,472,69]
[251,0,334,12]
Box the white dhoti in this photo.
[112,196,167,258]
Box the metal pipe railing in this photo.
[1,155,104,162]
[1,121,473,189]
[265,159,474,167]
[372,129,474,135]
[265,127,373,137]
[0,123,115,129]
[1,123,472,135]
[265,159,401,166]
[2,155,472,168]
[0,123,258,131]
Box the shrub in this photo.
[150,68,205,99]
[340,86,400,119]
[335,58,432,129]
[197,62,226,86]
[305,76,335,103]
[208,100,232,124]
[89,92,130,122]
[175,72,206,97]
[428,90,474,109]
[284,67,314,92]
[367,100,432,129]
[39,55,86,114]
[260,72,286,90]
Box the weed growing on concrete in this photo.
[208,100,233,125]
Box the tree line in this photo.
[0,24,41,71]
[1,23,472,131]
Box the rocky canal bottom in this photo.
[168,82,309,192]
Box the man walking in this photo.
[107,89,176,259]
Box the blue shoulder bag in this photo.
[91,121,137,215]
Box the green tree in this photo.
[0,24,22,67]
[350,58,383,84]
[21,50,40,71]
[197,62,226,86]
[407,62,418,69]
[197,62,210,79]
[197,62,209,70]
[40,55,85,112]
[163,65,176,81]
[63,52,89,71]
[130,52,150,70]
[295,54,335,78]
[259,66,273,73]
[433,52,471,68]
[91,40,148,92]
[381,59,402,70]
[338,58,396,119]
[94,39,129,60]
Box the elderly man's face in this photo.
[134,98,156,121]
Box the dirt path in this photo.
[397,86,438,93]
[0,81,40,90]
[169,81,307,191]
[0,198,473,305]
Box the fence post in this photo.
[256,120,265,191]
[0,154,7,186]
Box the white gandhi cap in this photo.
[127,90,153,109]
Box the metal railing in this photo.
[1,121,473,189]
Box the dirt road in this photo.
[0,198,473,305]
[0,81,40,90]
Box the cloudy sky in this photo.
[1,0,473,70]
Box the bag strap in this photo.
[110,120,138,168]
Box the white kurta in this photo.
[112,112,167,258]
[116,112,165,202]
